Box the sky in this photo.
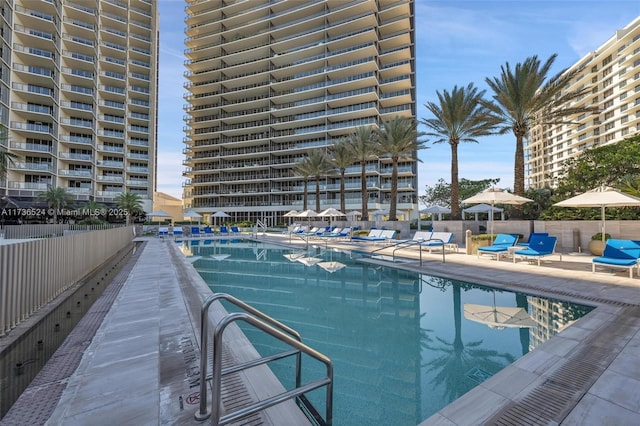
[155,0,640,200]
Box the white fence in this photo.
[0,226,135,335]
[0,224,123,240]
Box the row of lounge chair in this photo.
[158,226,242,238]
[477,233,640,277]
[290,226,352,240]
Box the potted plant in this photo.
[588,232,611,256]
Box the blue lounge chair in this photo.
[513,235,558,266]
[592,239,640,278]
[477,234,519,261]
[516,232,549,247]
[191,226,201,237]
[219,226,229,236]
[172,226,183,239]
[230,226,241,236]
[203,226,214,236]
[158,227,169,238]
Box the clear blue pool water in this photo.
[181,239,593,425]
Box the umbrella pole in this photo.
[601,205,606,244]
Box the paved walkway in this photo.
[3,233,640,425]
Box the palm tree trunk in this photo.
[315,176,321,212]
[340,170,345,213]
[389,158,398,221]
[303,181,308,211]
[512,134,525,219]
[451,143,460,219]
[360,163,368,219]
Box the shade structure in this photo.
[553,186,640,243]
[462,188,532,235]
[464,303,537,330]
[421,205,451,221]
[462,203,504,221]
[211,210,230,226]
[183,209,202,224]
[147,210,172,218]
[283,210,299,217]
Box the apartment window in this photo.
[619,67,627,76]
[619,80,627,88]
[603,100,614,109]
[604,122,615,131]
[602,55,612,66]
[620,92,627,100]
[604,111,614,120]
[621,103,628,112]
[621,115,628,124]
[601,67,612,77]
[622,127,629,136]
[602,77,613,88]
[605,133,615,142]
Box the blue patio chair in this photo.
[513,235,558,266]
[421,232,457,253]
[191,226,201,237]
[219,225,229,236]
[516,232,549,247]
[592,239,640,278]
[230,226,241,236]
[203,226,214,236]
[172,226,183,239]
[477,234,519,261]
[158,227,169,238]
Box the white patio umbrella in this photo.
[462,188,532,235]
[464,291,536,330]
[464,304,537,330]
[283,209,299,226]
[554,186,640,243]
[319,207,345,226]
[296,209,319,218]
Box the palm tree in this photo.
[37,186,73,223]
[346,126,377,219]
[484,54,596,217]
[375,116,427,221]
[293,158,312,211]
[329,138,353,213]
[421,84,500,219]
[299,149,334,212]
[115,192,143,225]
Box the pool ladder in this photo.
[371,238,446,266]
[195,293,333,425]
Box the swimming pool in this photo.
[181,239,593,425]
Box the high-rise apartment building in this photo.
[0,0,158,210]
[526,16,640,189]
[182,0,416,225]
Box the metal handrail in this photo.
[211,312,333,425]
[195,293,302,421]
[371,238,447,265]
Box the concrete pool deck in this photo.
[4,233,640,425]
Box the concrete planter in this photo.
[588,240,605,256]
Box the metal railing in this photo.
[0,226,134,335]
[253,219,267,238]
[371,238,447,266]
[196,293,333,425]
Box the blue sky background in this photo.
[156,1,640,200]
